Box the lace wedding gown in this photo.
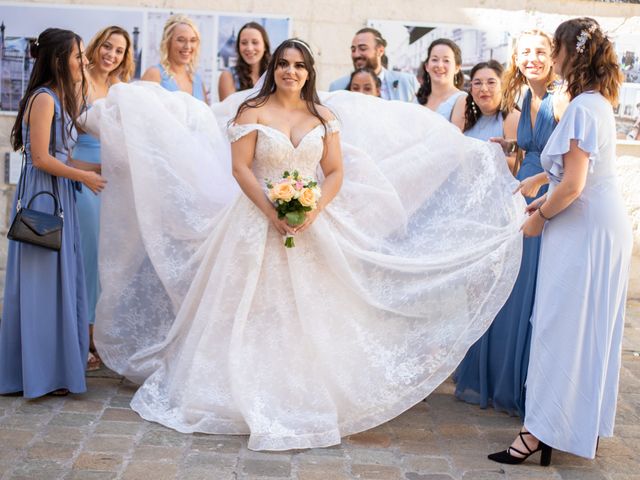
[86,82,525,451]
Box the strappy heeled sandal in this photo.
[488,430,552,466]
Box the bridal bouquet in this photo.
[266,170,321,248]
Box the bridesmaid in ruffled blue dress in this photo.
[142,14,207,101]
[490,17,632,464]
[71,26,135,370]
[0,29,106,397]
[455,31,566,416]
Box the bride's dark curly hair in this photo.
[553,17,622,105]
[233,38,328,133]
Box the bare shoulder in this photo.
[503,110,521,138]
[505,109,521,128]
[141,66,162,82]
[28,90,55,115]
[552,90,570,121]
[234,104,260,126]
[316,104,336,122]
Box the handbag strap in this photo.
[16,90,63,217]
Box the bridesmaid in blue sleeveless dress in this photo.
[156,63,205,101]
[218,22,271,101]
[74,131,101,324]
[436,91,467,124]
[71,26,135,370]
[141,15,207,101]
[455,31,560,416]
[464,113,503,140]
[417,38,467,130]
[0,29,105,397]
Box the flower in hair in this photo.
[575,24,597,54]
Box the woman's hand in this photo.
[81,171,107,194]
[521,210,546,237]
[267,210,296,236]
[295,209,320,234]
[489,137,516,155]
[514,175,544,198]
[525,194,547,216]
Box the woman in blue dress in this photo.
[71,26,135,370]
[455,30,566,416]
[218,22,271,101]
[490,17,632,464]
[462,60,520,146]
[417,39,467,130]
[0,28,106,397]
[142,14,207,102]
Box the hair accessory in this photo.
[575,24,598,54]
[290,39,312,55]
[34,39,39,47]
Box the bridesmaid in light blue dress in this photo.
[490,18,632,463]
[417,38,467,130]
[217,22,271,101]
[156,63,205,101]
[0,29,105,397]
[73,132,101,326]
[436,91,467,124]
[141,15,207,102]
[455,35,560,417]
[71,26,135,370]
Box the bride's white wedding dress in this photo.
[87,82,525,451]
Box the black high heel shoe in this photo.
[488,431,553,466]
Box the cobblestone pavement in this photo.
[1,263,639,480]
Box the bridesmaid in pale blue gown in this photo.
[455,31,564,416]
[490,18,632,464]
[417,38,467,130]
[142,14,207,102]
[462,61,520,144]
[0,29,106,397]
[71,26,135,370]
[218,22,271,101]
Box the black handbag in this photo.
[7,93,64,251]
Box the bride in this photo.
[87,39,525,451]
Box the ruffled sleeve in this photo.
[541,102,599,182]
[227,123,260,143]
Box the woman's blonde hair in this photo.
[501,30,556,112]
[159,14,200,79]
[85,26,135,82]
[553,17,622,105]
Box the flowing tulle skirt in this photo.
[87,83,526,450]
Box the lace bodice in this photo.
[228,120,340,180]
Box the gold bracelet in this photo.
[538,207,551,221]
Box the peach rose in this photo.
[298,187,316,208]
[271,182,296,202]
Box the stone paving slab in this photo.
[1,264,639,480]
